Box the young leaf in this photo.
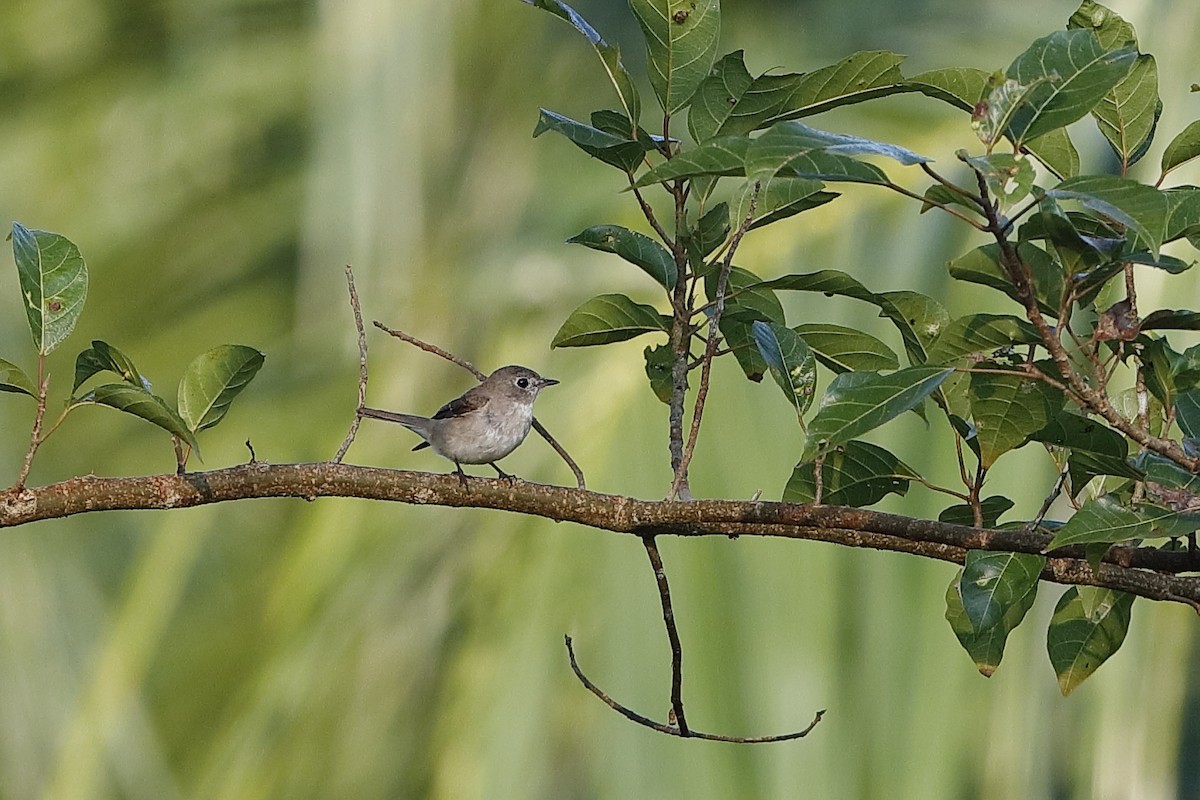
[959,550,1045,633]
[945,569,1037,677]
[794,323,899,374]
[522,0,640,123]
[1046,494,1152,549]
[784,440,917,507]
[1161,120,1200,177]
[86,383,200,453]
[629,0,720,115]
[925,314,1041,365]
[73,340,146,393]
[968,370,1064,468]
[937,496,1015,527]
[643,344,674,404]
[567,224,677,289]
[1047,586,1134,696]
[178,345,266,433]
[551,294,670,347]
[1046,175,1167,255]
[0,358,37,398]
[533,109,647,173]
[1003,29,1136,146]
[803,366,953,458]
[11,222,88,356]
[751,320,817,420]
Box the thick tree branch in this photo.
[4,463,1200,606]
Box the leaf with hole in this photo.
[178,345,265,433]
[629,0,720,114]
[11,222,88,356]
[643,344,674,404]
[551,294,670,347]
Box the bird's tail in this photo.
[359,407,424,427]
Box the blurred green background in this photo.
[2,0,1200,797]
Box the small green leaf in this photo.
[694,203,730,257]
[947,242,1063,317]
[1003,29,1137,145]
[784,440,917,507]
[937,496,1015,527]
[567,224,677,289]
[643,344,674,404]
[73,340,146,393]
[0,358,36,398]
[945,567,1037,677]
[1047,586,1134,695]
[12,222,88,356]
[178,345,266,433]
[630,0,720,114]
[746,121,928,183]
[960,550,1046,632]
[794,323,899,374]
[732,176,835,231]
[522,0,640,123]
[804,366,953,459]
[632,135,750,187]
[1161,120,1200,176]
[925,314,1041,365]
[551,294,670,347]
[533,109,647,172]
[908,66,989,111]
[1047,174,1167,255]
[1030,411,1127,458]
[86,383,199,453]
[1047,495,1152,549]
[969,370,1064,468]
[1025,128,1081,179]
[1176,389,1200,438]
[751,320,817,420]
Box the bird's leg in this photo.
[453,461,469,489]
[490,463,517,485]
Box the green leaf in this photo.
[937,496,1015,527]
[632,135,750,187]
[11,222,88,356]
[551,294,670,347]
[1047,586,1134,696]
[706,266,784,382]
[969,370,1064,468]
[1161,120,1200,176]
[945,568,1037,677]
[567,224,677,289]
[1140,309,1200,331]
[643,344,674,404]
[1176,389,1200,438]
[732,176,835,231]
[947,241,1063,318]
[533,109,647,172]
[630,0,720,115]
[794,323,899,374]
[925,314,1041,365]
[687,50,755,142]
[1092,55,1160,167]
[1067,1,1138,50]
[907,67,989,111]
[784,440,917,507]
[522,0,640,123]
[804,366,953,458]
[178,345,266,433]
[1030,411,1127,458]
[745,121,929,183]
[1003,29,1136,145]
[0,358,36,398]
[1025,128,1081,179]
[73,340,146,393]
[694,203,730,257]
[751,321,817,420]
[1047,495,1152,549]
[1164,186,1200,245]
[1047,175,1168,255]
[959,550,1046,632]
[960,152,1035,206]
[1067,451,1142,494]
[86,383,200,453]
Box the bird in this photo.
[360,365,558,484]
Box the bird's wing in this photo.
[431,386,489,420]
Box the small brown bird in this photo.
[361,365,557,483]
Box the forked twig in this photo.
[564,636,825,743]
[371,321,587,489]
[334,265,369,463]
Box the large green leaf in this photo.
[73,340,146,393]
[629,0,720,114]
[784,440,917,507]
[947,241,1063,317]
[11,222,88,356]
[745,121,928,183]
[1025,128,1081,179]
[551,294,670,347]
[907,67,989,111]
[86,383,200,453]
[1047,175,1167,255]
[632,135,750,187]
[1163,186,1200,244]
[1046,495,1152,549]
[959,550,1045,633]
[0,358,36,398]
[533,109,648,173]
[1161,121,1200,177]
[968,370,1064,468]
[732,176,835,231]
[803,367,953,458]
[1003,29,1136,145]
[178,345,266,433]
[793,323,899,374]
[1067,0,1137,50]
[1176,389,1200,438]
[567,224,677,289]
[751,320,817,420]
[945,568,1037,677]
[1030,411,1127,458]
[1047,586,1134,696]
[523,0,640,123]
[925,314,1041,365]
[687,49,755,142]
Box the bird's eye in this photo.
[516,377,530,389]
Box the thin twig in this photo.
[334,265,369,463]
[884,181,988,230]
[668,183,760,500]
[564,636,825,743]
[642,535,689,734]
[371,321,587,489]
[12,355,48,492]
[666,178,693,500]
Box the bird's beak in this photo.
[541,378,560,387]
